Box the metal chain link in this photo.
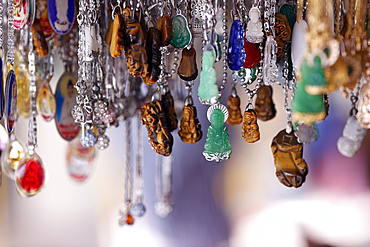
[27,27,37,153]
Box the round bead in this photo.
[171,69,176,74]
[219,85,225,90]
[222,79,227,84]
[223,72,227,77]
[223,66,228,70]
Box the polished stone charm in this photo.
[292,56,327,124]
[226,95,242,126]
[227,20,246,71]
[241,109,260,143]
[143,27,161,85]
[170,15,191,49]
[271,129,308,188]
[157,14,173,46]
[246,7,263,43]
[243,38,261,69]
[161,91,178,132]
[294,124,318,144]
[255,85,276,121]
[274,13,291,62]
[203,104,232,162]
[178,104,202,144]
[178,47,198,81]
[337,116,367,157]
[109,14,124,57]
[198,48,219,105]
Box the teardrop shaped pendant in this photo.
[4,70,17,134]
[37,80,56,121]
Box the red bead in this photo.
[18,159,45,193]
[125,214,134,225]
[243,38,261,69]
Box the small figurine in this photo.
[255,85,276,121]
[357,83,370,128]
[178,47,198,81]
[203,104,232,162]
[241,108,260,143]
[141,101,173,156]
[271,129,308,188]
[226,89,242,125]
[274,13,291,62]
[246,7,263,43]
[178,97,202,144]
[337,116,367,157]
[170,15,191,49]
[157,14,173,46]
[30,18,49,57]
[143,27,161,85]
[198,47,219,105]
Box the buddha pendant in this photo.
[337,116,366,157]
[170,14,191,49]
[246,7,263,43]
[241,108,260,143]
[198,46,219,105]
[178,97,202,144]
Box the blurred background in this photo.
[1,18,370,247]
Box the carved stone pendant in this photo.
[178,47,198,81]
[255,85,276,121]
[161,91,178,132]
[241,109,260,143]
[157,14,173,47]
[271,129,308,188]
[178,105,202,144]
[243,38,261,69]
[110,14,124,58]
[31,18,49,57]
[228,20,246,71]
[141,100,173,156]
[170,14,191,49]
[143,27,161,85]
[226,95,242,125]
[198,47,219,105]
[274,13,291,62]
[337,116,367,157]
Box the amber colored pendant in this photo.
[16,66,30,119]
[157,14,173,46]
[109,14,124,57]
[143,27,161,85]
[241,108,260,143]
[274,13,291,62]
[161,91,178,132]
[271,129,308,188]
[255,85,276,121]
[37,80,56,121]
[178,101,202,144]
[226,94,242,126]
[178,47,198,81]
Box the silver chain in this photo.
[7,0,14,66]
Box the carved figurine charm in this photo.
[241,108,260,143]
[198,47,219,105]
[271,129,308,188]
[161,90,178,132]
[246,7,263,43]
[226,92,242,126]
[170,15,191,49]
[203,104,232,162]
[274,13,291,62]
[255,85,276,121]
[143,27,161,85]
[157,14,173,46]
[110,14,125,58]
[141,100,173,156]
[30,18,49,57]
[178,47,198,81]
[337,116,367,157]
[178,99,202,144]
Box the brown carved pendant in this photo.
[141,100,173,156]
[178,105,202,144]
[30,18,49,57]
[143,27,161,85]
[178,47,198,81]
[161,91,178,132]
[105,19,114,46]
[241,109,260,143]
[157,14,173,46]
[109,14,125,58]
[255,85,276,121]
[226,95,242,125]
[274,13,291,62]
[271,129,308,188]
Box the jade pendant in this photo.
[198,46,219,105]
[170,15,191,49]
[203,104,232,162]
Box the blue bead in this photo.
[227,20,246,71]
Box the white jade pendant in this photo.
[337,116,367,157]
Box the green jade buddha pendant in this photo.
[171,15,191,49]
[291,55,327,125]
[198,47,219,105]
[203,104,232,162]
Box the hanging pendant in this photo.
[246,7,263,43]
[255,85,276,121]
[337,116,367,157]
[274,13,291,62]
[198,46,219,105]
[157,14,173,47]
[178,96,202,144]
[15,65,30,118]
[227,20,245,71]
[27,0,35,25]
[55,72,80,141]
[178,47,198,81]
[203,104,232,162]
[14,0,29,30]
[271,129,308,188]
[4,70,17,134]
[109,13,124,57]
[66,136,96,182]
[291,20,308,71]
[226,87,242,126]
[37,80,56,121]
[243,38,261,69]
[1,134,25,180]
[170,14,191,49]
[161,90,178,132]
[241,107,260,143]
[47,0,75,35]
[142,27,161,85]
[30,18,49,57]
[263,35,278,86]
[15,152,47,197]
[294,123,318,144]
[36,0,54,37]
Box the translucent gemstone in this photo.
[125,214,134,225]
[131,203,146,217]
[170,15,191,49]
[243,38,261,69]
[198,48,219,104]
[227,20,246,71]
[178,47,198,81]
[15,153,46,197]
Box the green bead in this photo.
[198,49,219,104]
[170,15,191,49]
[292,56,327,124]
[203,109,232,162]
